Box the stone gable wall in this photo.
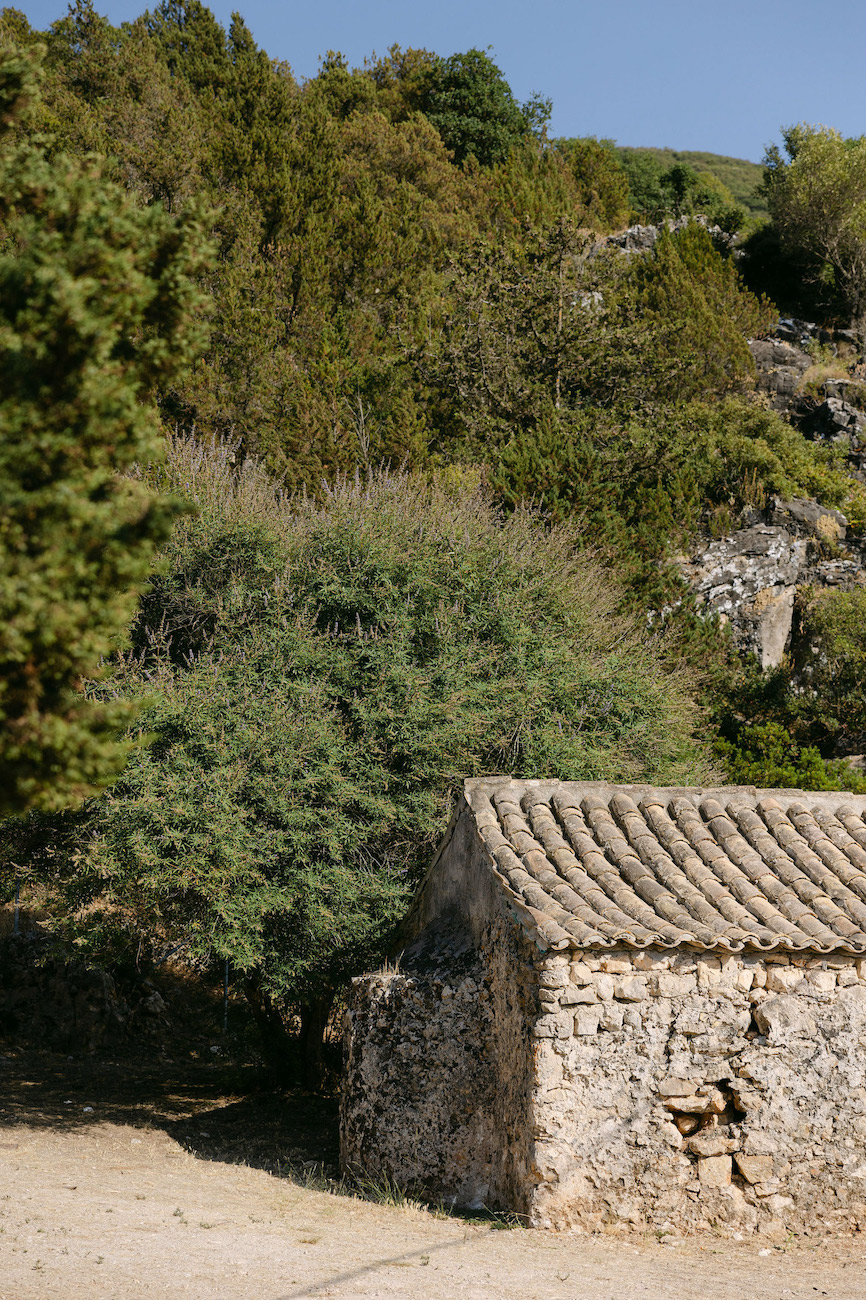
[531,948,866,1237]
[340,906,538,1212]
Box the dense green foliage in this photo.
[8,438,709,1047]
[0,2,639,485]
[616,150,745,231]
[5,1,866,1063]
[418,48,536,167]
[0,46,207,817]
[494,399,857,606]
[764,125,866,338]
[616,146,767,223]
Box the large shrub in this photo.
[16,438,710,1074]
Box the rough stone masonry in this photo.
[341,780,866,1237]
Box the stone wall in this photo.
[340,903,539,1213]
[0,933,168,1052]
[530,947,866,1237]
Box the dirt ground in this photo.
[1,1047,865,1300]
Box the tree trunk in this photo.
[243,976,335,1090]
[243,974,295,1082]
[299,991,336,1091]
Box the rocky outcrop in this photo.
[802,396,866,444]
[748,320,866,454]
[602,214,739,257]
[680,497,866,668]
[748,338,812,410]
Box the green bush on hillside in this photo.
[492,398,862,608]
[7,438,710,1075]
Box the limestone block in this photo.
[569,962,595,986]
[600,1002,624,1031]
[731,1083,764,1112]
[836,967,858,987]
[735,1154,774,1184]
[575,1007,602,1036]
[758,1218,788,1241]
[658,1078,701,1097]
[533,1011,573,1039]
[697,958,722,991]
[805,969,837,993]
[539,962,570,990]
[534,1044,564,1090]
[632,950,669,972]
[698,1155,732,1187]
[599,957,632,974]
[614,975,648,1002]
[734,969,755,993]
[838,984,866,1024]
[663,1090,726,1115]
[559,985,598,1006]
[754,995,816,1041]
[765,966,804,994]
[657,973,697,998]
[688,1131,738,1157]
[593,974,615,1001]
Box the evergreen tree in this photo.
[0,47,209,816]
[420,48,529,167]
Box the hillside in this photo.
[616,146,768,220]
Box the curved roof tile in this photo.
[464,779,866,954]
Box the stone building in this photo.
[341,778,866,1236]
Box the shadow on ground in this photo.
[0,1046,341,1179]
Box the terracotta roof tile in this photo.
[465,779,866,954]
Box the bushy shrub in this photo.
[492,398,862,607]
[11,437,710,1073]
[714,721,866,793]
[627,224,775,399]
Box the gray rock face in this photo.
[804,397,866,444]
[601,215,739,257]
[681,525,805,668]
[748,338,812,409]
[680,497,866,667]
[748,323,865,445]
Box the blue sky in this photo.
[19,0,866,162]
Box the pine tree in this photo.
[0,48,210,816]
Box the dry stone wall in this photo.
[531,947,866,1238]
[341,909,538,1213]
